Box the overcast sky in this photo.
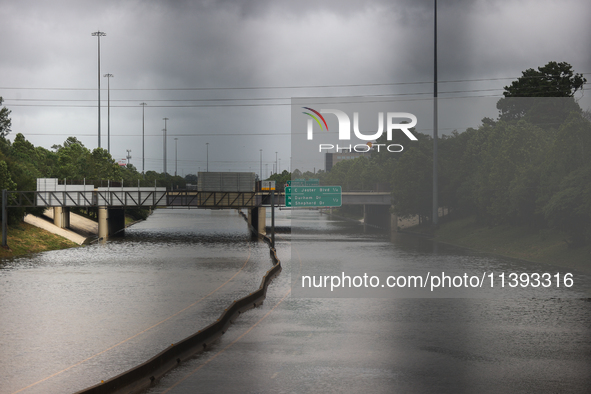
[1,0,590,176]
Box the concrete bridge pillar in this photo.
[53,207,70,229]
[248,207,266,235]
[391,212,398,232]
[98,207,125,239]
[98,207,108,239]
[258,207,266,235]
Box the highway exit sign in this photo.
[285,186,342,207]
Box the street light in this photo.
[259,149,262,180]
[140,103,147,175]
[163,118,169,175]
[104,73,113,154]
[206,143,209,172]
[432,0,439,226]
[91,31,106,148]
[275,151,278,175]
[174,138,178,176]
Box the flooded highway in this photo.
[1,209,590,393]
[0,210,275,394]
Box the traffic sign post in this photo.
[261,181,276,247]
[285,186,342,207]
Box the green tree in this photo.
[54,139,90,179]
[185,174,198,183]
[0,98,11,139]
[543,166,591,248]
[391,146,432,220]
[268,170,291,186]
[497,61,586,121]
[0,160,22,224]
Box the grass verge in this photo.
[406,216,591,275]
[0,222,78,259]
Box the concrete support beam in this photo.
[98,207,126,239]
[53,207,70,229]
[247,207,266,235]
[98,207,108,239]
[247,208,255,228]
[257,207,266,235]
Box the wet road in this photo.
[0,210,274,394]
[147,211,591,393]
[1,209,590,393]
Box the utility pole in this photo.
[174,138,178,176]
[126,149,132,167]
[104,73,113,154]
[260,149,262,180]
[432,0,439,226]
[206,143,209,172]
[91,31,106,148]
[140,103,147,175]
[163,118,169,175]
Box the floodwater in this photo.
[1,209,590,393]
[0,209,275,394]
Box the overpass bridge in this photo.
[1,187,393,247]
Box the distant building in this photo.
[325,148,371,172]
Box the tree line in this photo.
[0,103,187,223]
[1,62,589,246]
[290,62,591,247]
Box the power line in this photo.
[3,90,508,108]
[1,72,587,92]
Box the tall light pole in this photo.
[140,103,147,175]
[174,138,178,176]
[206,143,209,172]
[259,149,262,180]
[104,73,113,154]
[275,151,278,175]
[432,0,439,226]
[91,31,106,148]
[163,118,169,175]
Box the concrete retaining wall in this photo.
[75,211,281,394]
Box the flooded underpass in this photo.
[1,209,590,393]
[0,209,275,393]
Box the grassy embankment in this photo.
[0,222,78,259]
[0,213,141,260]
[408,216,591,274]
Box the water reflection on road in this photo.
[1,208,590,393]
[148,210,591,394]
[0,209,274,394]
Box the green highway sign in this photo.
[285,186,342,207]
[287,179,320,187]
